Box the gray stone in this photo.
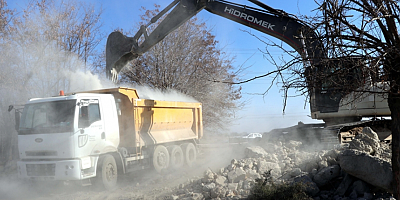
[181,192,204,200]
[305,162,319,173]
[339,149,392,192]
[290,168,302,177]
[245,169,260,180]
[227,164,236,172]
[313,165,341,187]
[349,131,380,154]
[245,146,268,158]
[211,186,226,198]
[243,180,255,190]
[257,160,281,179]
[204,169,214,179]
[227,183,238,190]
[227,168,246,183]
[202,183,215,192]
[351,180,369,196]
[215,175,227,185]
[363,127,379,141]
[286,140,302,149]
[335,173,354,196]
[349,189,358,199]
[318,160,329,170]
[363,192,374,200]
[294,175,319,196]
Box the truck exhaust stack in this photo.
[106,32,138,82]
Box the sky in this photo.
[8,0,323,133]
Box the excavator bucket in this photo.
[106,31,138,82]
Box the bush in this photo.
[248,170,312,200]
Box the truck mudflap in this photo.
[17,158,97,181]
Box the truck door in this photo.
[75,99,105,157]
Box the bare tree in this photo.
[120,6,242,130]
[0,0,104,166]
[253,0,400,196]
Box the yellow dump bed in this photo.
[83,87,203,148]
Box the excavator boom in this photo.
[105,0,324,82]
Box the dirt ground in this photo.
[0,141,248,200]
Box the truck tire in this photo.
[169,145,184,169]
[96,154,118,190]
[153,145,170,173]
[182,143,197,167]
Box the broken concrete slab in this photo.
[338,149,392,192]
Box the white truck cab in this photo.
[17,93,119,181]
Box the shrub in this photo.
[248,170,312,200]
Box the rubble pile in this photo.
[169,127,394,200]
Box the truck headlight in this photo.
[78,134,88,147]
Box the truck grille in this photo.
[26,164,55,176]
[25,151,57,156]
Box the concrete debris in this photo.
[339,149,393,192]
[168,126,394,200]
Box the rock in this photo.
[313,165,341,187]
[202,183,216,192]
[204,169,214,179]
[263,143,279,153]
[242,159,254,170]
[245,169,260,180]
[318,160,329,170]
[243,179,255,190]
[304,161,319,173]
[363,192,373,200]
[245,146,268,158]
[215,175,227,185]
[290,168,302,177]
[211,186,226,198]
[339,149,392,192]
[181,192,204,200]
[257,160,281,179]
[362,127,379,141]
[227,164,236,171]
[227,183,238,190]
[349,135,379,155]
[335,173,354,196]
[286,140,302,149]
[351,180,370,196]
[294,175,319,196]
[227,168,246,183]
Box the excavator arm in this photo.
[105,0,325,82]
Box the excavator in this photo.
[105,0,392,145]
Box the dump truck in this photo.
[14,87,202,189]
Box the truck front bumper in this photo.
[17,159,96,181]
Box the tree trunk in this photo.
[390,93,400,198]
[388,52,400,199]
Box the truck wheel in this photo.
[182,143,197,167]
[96,154,118,190]
[153,145,170,173]
[169,145,184,169]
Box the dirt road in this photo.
[0,142,248,200]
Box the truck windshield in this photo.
[18,100,76,135]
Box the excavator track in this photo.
[269,120,391,150]
[315,120,392,147]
